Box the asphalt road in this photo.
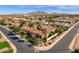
[40,23,79,53]
[0,26,34,53]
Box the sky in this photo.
[0,5,79,14]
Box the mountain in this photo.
[28,11,49,15]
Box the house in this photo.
[22,24,56,39]
[22,25,45,39]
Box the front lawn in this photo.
[0,41,9,49]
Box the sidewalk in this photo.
[74,33,79,49]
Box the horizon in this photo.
[0,5,79,15]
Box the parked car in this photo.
[8,31,15,35]
[25,42,33,47]
[17,40,25,42]
[10,36,19,40]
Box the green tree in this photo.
[19,19,26,28]
[55,26,65,34]
[0,19,6,25]
[11,26,19,33]
[28,20,34,27]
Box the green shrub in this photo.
[25,37,34,44]
[11,26,19,33]
[0,41,9,49]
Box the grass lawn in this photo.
[2,48,13,53]
[0,41,9,49]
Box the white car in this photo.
[25,42,33,47]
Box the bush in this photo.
[25,37,38,45]
[25,37,34,44]
[10,26,20,33]
[55,26,65,34]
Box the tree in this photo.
[19,19,26,28]
[28,20,34,27]
[37,24,43,30]
[0,19,6,25]
[55,26,65,34]
[11,26,19,33]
